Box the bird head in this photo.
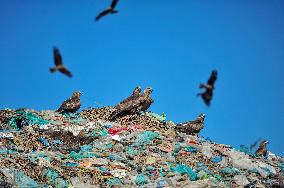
[200,113,205,119]
[53,46,59,53]
[260,140,269,147]
[133,86,142,95]
[144,87,153,95]
[72,91,82,98]
[212,70,218,76]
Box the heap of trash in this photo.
[0,107,283,187]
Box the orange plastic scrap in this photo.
[187,140,198,145]
[160,144,173,153]
[79,160,93,168]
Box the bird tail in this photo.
[49,68,57,73]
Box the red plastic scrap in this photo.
[108,127,128,135]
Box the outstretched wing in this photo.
[95,9,110,21]
[111,0,119,9]
[59,67,72,78]
[207,70,217,86]
[53,47,63,66]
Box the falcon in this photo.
[255,140,269,157]
[95,0,119,22]
[175,114,205,135]
[57,91,82,113]
[110,87,154,120]
[197,70,218,106]
[49,47,72,78]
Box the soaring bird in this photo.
[197,70,218,106]
[57,91,82,113]
[255,140,269,157]
[95,0,119,22]
[175,114,205,135]
[110,87,154,120]
[49,47,72,78]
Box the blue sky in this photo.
[0,0,283,155]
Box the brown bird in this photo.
[110,87,154,120]
[95,0,119,22]
[255,140,269,157]
[49,47,72,78]
[175,113,205,135]
[117,86,142,107]
[57,91,82,113]
[197,70,218,106]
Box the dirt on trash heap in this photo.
[0,108,283,187]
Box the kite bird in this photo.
[255,140,269,157]
[110,87,154,120]
[95,0,119,22]
[175,113,205,135]
[49,47,72,78]
[57,91,82,113]
[197,70,218,106]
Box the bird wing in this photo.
[53,48,63,66]
[95,9,111,21]
[111,0,119,9]
[59,67,73,78]
[207,71,217,86]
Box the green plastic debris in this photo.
[107,178,122,187]
[148,112,166,122]
[174,164,198,181]
[133,131,159,146]
[9,111,48,129]
[219,167,240,175]
[135,174,148,185]
[42,168,68,188]
[69,151,98,160]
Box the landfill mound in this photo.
[0,108,283,188]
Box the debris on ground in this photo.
[0,108,283,187]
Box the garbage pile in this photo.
[0,108,283,187]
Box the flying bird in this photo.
[197,70,218,106]
[175,113,205,135]
[110,87,154,120]
[255,140,269,157]
[95,0,119,22]
[49,47,72,78]
[57,91,82,113]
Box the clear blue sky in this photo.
[0,0,283,156]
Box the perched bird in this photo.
[49,47,72,78]
[175,114,205,135]
[117,86,142,107]
[197,70,218,106]
[136,87,154,113]
[255,140,269,157]
[110,87,154,120]
[95,0,119,22]
[57,91,82,113]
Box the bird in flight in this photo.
[49,47,72,78]
[57,91,82,113]
[197,70,218,106]
[95,0,119,22]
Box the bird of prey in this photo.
[57,91,82,113]
[110,87,154,120]
[255,140,269,157]
[175,114,205,135]
[49,47,72,78]
[95,0,119,22]
[117,86,142,107]
[197,70,218,106]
